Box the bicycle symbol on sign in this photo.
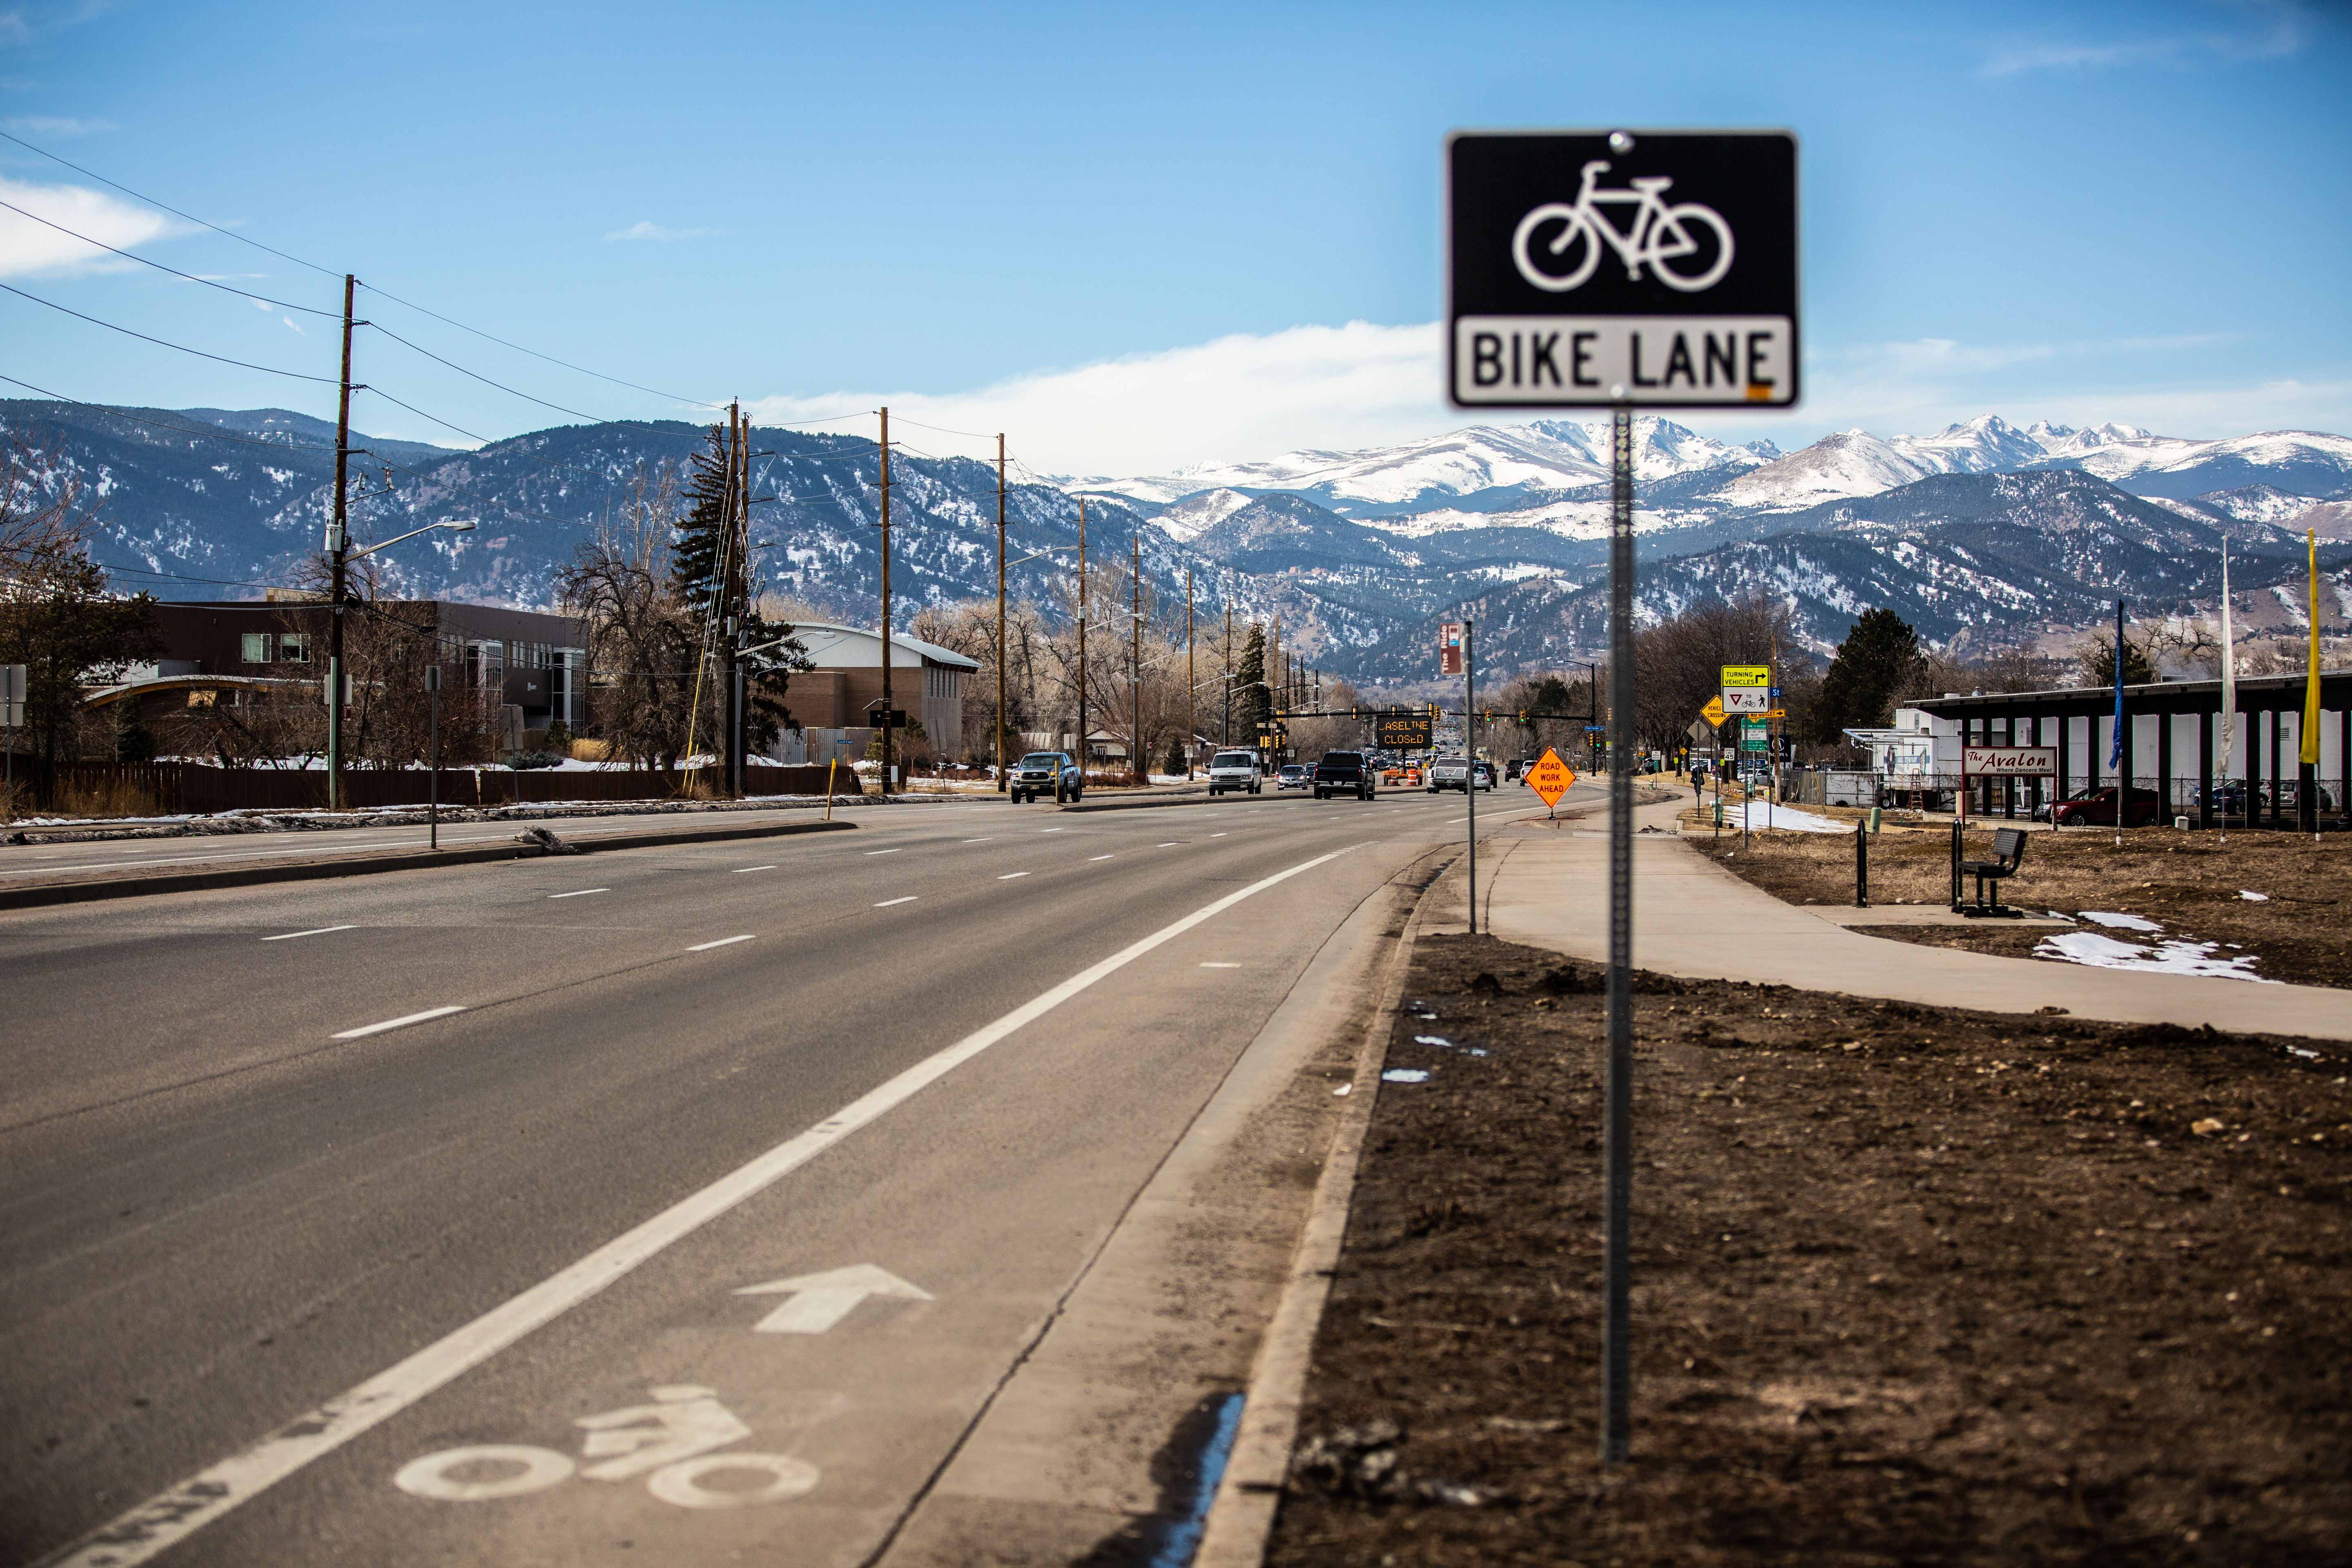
[1512,160,1735,294]
[394,1384,817,1511]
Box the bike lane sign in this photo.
[1447,130,1798,408]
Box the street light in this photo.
[324,518,477,808]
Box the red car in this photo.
[2049,786,2164,827]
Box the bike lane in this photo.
[46,835,1417,1568]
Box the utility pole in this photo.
[996,433,1008,792]
[878,406,893,796]
[1076,497,1087,783]
[326,273,355,810]
[1131,527,1142,783]
[723,401,742,798]
[1185,567,1194,780]
[1466,618,1477,934]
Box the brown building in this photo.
[134,598,590,733]
[770,622,980,764]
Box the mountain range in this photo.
[4,399,2346,685]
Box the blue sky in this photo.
[1,0,2346,473]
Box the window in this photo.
[277,632,310,662]
[240,632,273,663]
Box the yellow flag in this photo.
[2304,529,2323,767]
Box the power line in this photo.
[0,127,345,281]
[365,321,621,425]
[0,196,342,317]
[0,372,339,452]
[0,281,339,382]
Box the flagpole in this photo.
[2219,542,2235,846]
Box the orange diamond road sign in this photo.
[1527,746,1575,808]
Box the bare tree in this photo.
[557,463,700,771]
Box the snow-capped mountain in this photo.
[1065,416,1769,523]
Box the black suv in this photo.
[1009,751,1081,804]
[1312,751,1377,801]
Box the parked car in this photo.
[1009,751,1080,804]
[2048,785,2164,827]
[1275,763,1310,790]
[1207,749,1264,796]
[1311,750,1377,800]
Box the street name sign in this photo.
[1448,131,1798,409]
[1527,746,1575,808]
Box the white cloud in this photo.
[1980,0,2309,77]
[745,320,1459,475]
[600,220,715,243]
[744,319,2348,479]
[0,115,117,137]
[0,174,182,278]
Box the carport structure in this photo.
[1913,670,2350,833]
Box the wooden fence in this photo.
[40,761,847,816]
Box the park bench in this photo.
[1953,825,2030,918]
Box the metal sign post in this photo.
[425,665,442,851]
[1449,126,1798,1466]
[2,664,23,818]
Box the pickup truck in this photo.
[1311,750,1376,801]
[1009,751,1082,804]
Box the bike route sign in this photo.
[1447,130,1798,409]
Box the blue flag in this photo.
[2108,599,2126,771]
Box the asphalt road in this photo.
[0,782,1584,1568]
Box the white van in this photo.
[1207,750,1264,796]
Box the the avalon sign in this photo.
[1448,130,1799,409]
[1962,746,2057,776]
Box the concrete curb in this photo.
[1192,857,1439,1566]
[0,817,858,912]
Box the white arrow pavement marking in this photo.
[733,1264,933,1333]
[44,843,1354,1568]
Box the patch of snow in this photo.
[1381,1068,1431,1084]
[2080,910,2162,931]
[1749,803,1849,833]
[2240,890,2269,901]
[2034,931,2274,983]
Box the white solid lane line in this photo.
[547,888,609,899]
[686,935,757,951]
[261,924,356,942]
[330,1006,467,1041]
[732,865,777,873]
[998,871,1030,880]
[874,896,917,907]
[48,843,1359,1568]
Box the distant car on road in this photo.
[1426,755,1493,793]
[1207,750,1264,796]
[1311,751,1376,800]
[1009,751,1080,804]
[1275,764,1310,790]
[1472,761,1497,791]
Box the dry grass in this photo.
[49,778,157,819]
[1695,824,2352,989]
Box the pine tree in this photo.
[109,693,156,763]
[1812,608,1922,742]
[1235,622,1270,731]
[668,423,734,623]
[2083,635,2156,687]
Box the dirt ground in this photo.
[1267,932,2352,1567]
[1682,822,2352,990]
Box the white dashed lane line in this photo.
[866,849,902,856]
[547,889,609,899]
[732,865,776,873]
[998,872,1031,880]
[1198,962,1240,969]
[1089,855,1114,861]
[686,935,757,952]
[262,924,356,942]
[330,1006,466,1041]
[875,897,917,908]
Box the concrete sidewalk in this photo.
[1468,793,2352,1043]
